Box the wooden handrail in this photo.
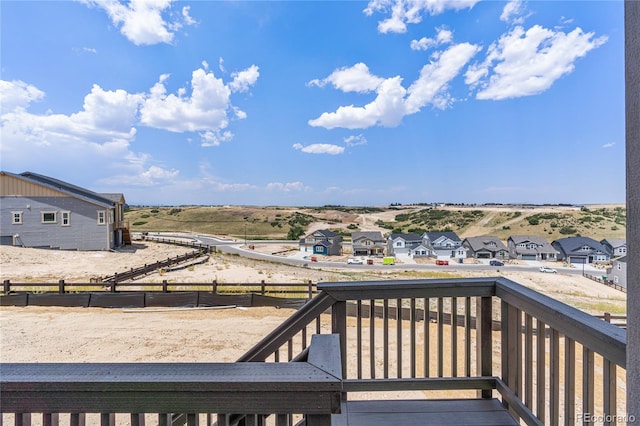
[495,277,626,368]
[0,335,343,425]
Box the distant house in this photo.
[507,235,559,261]
[453,246,469,260]
[607,256,627,289]
[551,237,610,264]
[299,229,342,256]
[462,236,509,259]
[423,231,462,258]
[408,243,431,258]
[351,231,385,257]
[386,233,424,256]
[600,238,627,258]
[0,171,128,251]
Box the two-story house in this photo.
[423,231,462,258]
[0,171,128,251]
[386,233,424,256]
[299,229,342,256]
[507,235,559,261]
[607,256,627,289]
[600,238,627,259]
[462,236,509,260]
[351,231,385,257]
[551,237,610,264]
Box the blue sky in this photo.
[0,1,625,206]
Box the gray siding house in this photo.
[423,231,462,258]
[600,238,627,258]
[351,231,385,256]
[551,237,610,264]
[607,256,627,289]
[386,233,424,256]
[0,171,128,251]
[462,236,509,259]
[507,235,559,261]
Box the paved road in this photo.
[146,233,595,277]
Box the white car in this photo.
[539,266,557,273]
[347,257,363,264]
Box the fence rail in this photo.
[583,273,627,293]
[0,277,627,426]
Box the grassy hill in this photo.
[124,204,626,242]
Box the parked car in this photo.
[539,266,557,273]
[489,260,504,266]
[347,257,363,264]
[435,260,449,266]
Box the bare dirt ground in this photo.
[0,241,626,361]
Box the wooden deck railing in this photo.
[0,277,627,425]
[239,277,627,425]
[0,335,343,426]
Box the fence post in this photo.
[58,279,65,294]
[3,279,10,294]
[261,280,266,296]
[111,281,116,293]
[604,312,611,323]
[308,280,313,299]
[162,280,168,293]
[212,280,217,295]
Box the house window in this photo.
[11,211,23,224]
[97,211,106,225]
[61,211,70,226]
[41,211,57,224]
[617,263,622,270]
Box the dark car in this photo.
[489,259,504,266]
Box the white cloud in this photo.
[307,63,384,94]
[139,65,257,141]
[410,27,453,51]
[0,80,45,111]
[80,0,196,45]
[309,42,479,130]
[602,142,616,149]
[229,65,260,93]
[293,143,345,155]
[201,130,234,147]
[344,134,367,147]
[405,42,481,113]
[140,69,231,133]
[266,182,308,192]
[466,25,607,100]
[364,0,479,34]
[500,0,527,25]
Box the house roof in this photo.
[600,238,626,248]
[551,237,609,256]
[614,256,627,263]
[424,231,461,243]
[463,236,507,253]
[311,229,340,238]
[508,235,558,254]
[351,231,384,242]
[388,233,422,242]
[2,171,118,209]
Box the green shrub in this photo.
[132,221,147,226]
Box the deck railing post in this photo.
[261,280,266,296]
[162,280,168,293]
[212,280,218,295]
[58,279,65,294]
[332,300,347,380]
[3,279,10,294]
[476,295,492,399]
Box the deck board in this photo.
[332,399,519,426]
